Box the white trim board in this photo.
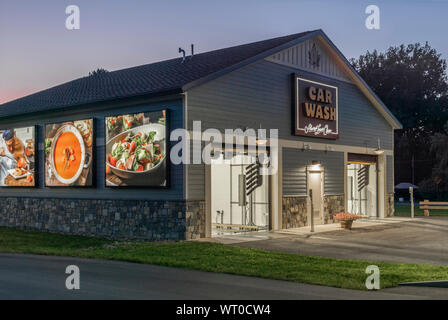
[185,131,393,156]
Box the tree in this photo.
[351,43,448,187]
[88,68,109,77]
[418,133,448,198]
[351,43,448,131]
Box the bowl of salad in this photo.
[105,123,166,180]
[106,113,144,141]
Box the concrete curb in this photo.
[399,281,448,288]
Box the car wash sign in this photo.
[293,76,339,139]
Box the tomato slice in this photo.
[110,157,118,167]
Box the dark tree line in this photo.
[88,68,109,77]
[351,43,448,198]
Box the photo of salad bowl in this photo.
[105,123,166,182]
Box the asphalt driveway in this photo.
[233,217,448,266]
[1,253,448,299]
[1,217,448,299]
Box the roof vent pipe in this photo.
[190,44,194,58]
[179,47,186,63]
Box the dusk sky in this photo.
[1,0,447,104]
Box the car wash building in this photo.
[0,29,401,240]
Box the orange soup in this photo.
[54,131,82,180]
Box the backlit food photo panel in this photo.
[0,126,35,187]
[45,119,94,187]
[105,110,167,187]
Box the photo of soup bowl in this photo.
[49,124,92,185]
[106,123,166,181]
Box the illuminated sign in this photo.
[293,76,339,139]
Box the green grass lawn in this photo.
[394,204,448,217]
[1,226,448,290]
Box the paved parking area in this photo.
[227,217,448,265]
[2,253,448,299]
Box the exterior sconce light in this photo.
[309,160,323,172]
[374,138,384,155]
[256,123,268,145]
[302,143,311,151]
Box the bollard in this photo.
[309,189,314,232]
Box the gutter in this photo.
[0,88,183,123]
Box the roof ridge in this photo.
[85,30,318,76]
[0,30,317,116]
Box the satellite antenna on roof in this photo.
[179,47,186,63]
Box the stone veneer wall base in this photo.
[323,194,345,224]
[0,197,205,241]
[282,194,345,229]
[185,201,206,239]
[282,196,308,229]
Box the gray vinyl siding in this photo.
[282,149,306,195]
[187,59,394,150]
[387,155,394,194]
[187,164,205,200]
[185,139,206,200]
[283,148,344,196]
[186,59,394,200]
[0,98,184,201]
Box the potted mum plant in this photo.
[333,212,362,230]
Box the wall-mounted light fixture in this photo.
[256,123,267,145]
[302,143,311,151]
[374,138,384,155]
[308,160,323,172]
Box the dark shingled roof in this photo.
[0,30,315,118]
